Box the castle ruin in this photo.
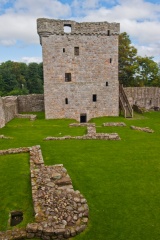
[37,18,120,122]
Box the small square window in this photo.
[65,73,71,82]
[65,98,68,104]
[106,82,108,86]
[93,94,97,102]
[74,47,79,56]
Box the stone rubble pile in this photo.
[0,135,13,139]
[45,125,120,141]
[15,114,37,121]
[130,125,154,133]
[0,145,88,240]
[103,122,126,127]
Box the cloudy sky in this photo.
[0,0,160,64]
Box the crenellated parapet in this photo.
[37,18,120,44]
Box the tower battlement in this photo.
[37,18,120,44]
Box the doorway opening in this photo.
[80,114,87,123]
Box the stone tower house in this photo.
[37,18,120,122]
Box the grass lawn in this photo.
[0,111,160,240]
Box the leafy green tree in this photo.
[119,32,138,86]
[26,63,43,94]
[0,61,43,96]
[135,56,160,86]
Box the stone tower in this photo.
[37,18,120,122]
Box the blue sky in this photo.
[0,0,160,64]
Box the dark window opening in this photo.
[110,58,112,63]
[65,98,68,104]
[150,99,152,105]
[93,94,97,102]
[64,24,72,33]
[107,30,110,36]
[10,211,23,226]
[74,47,79,56]
[63,48,65,52]
[80,114,87,123]
[65,73,71,82]
[106,82,108,86]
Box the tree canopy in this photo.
[119,32,160,87]
[0,61,43,96]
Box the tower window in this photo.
[65,98,68,104]
[93,94,97,102]
[63,48,65,52]
[65,73,71,82]
[74,47,79,56]
[64,24,72,33]
[110,58,112,63]
[106,82,108,86]
[107,30,110,36]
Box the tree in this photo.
[26,63,43,94]
[135,56,160,86]
[0,61,44,96]
[119,32,138,86]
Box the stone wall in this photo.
[37,18,120,122]
[124,87,160,109]
[0,96,18,127]
[0,97,5,128]
[0,145,88,240]
[44,124,121,141]
[18,94,44,112]
[0,94,44,128]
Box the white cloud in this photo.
[20,56,42,64]
[0,0,160,62]
[0,0,71,46]
[75,0,160,60]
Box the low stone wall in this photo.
[45,125,120,141]
[0,146,88,240]
[124,87,160,109]
[15,114,37,121]
[0,94,44,128]
[103,122,126,127]
[0,97,5,128]
[0,96,18,128]
[18,94,44,113]
[69,123,96,127]
[130,125,154,133]
[0,135,12,139]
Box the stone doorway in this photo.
[80,114,87,123]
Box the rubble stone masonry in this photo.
[37,18,120,122]
[0,146,88,239]
[124,87,160,109]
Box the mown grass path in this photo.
[0,112,160,240]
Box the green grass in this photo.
[0,111,160,240]
[0,153,34,231]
